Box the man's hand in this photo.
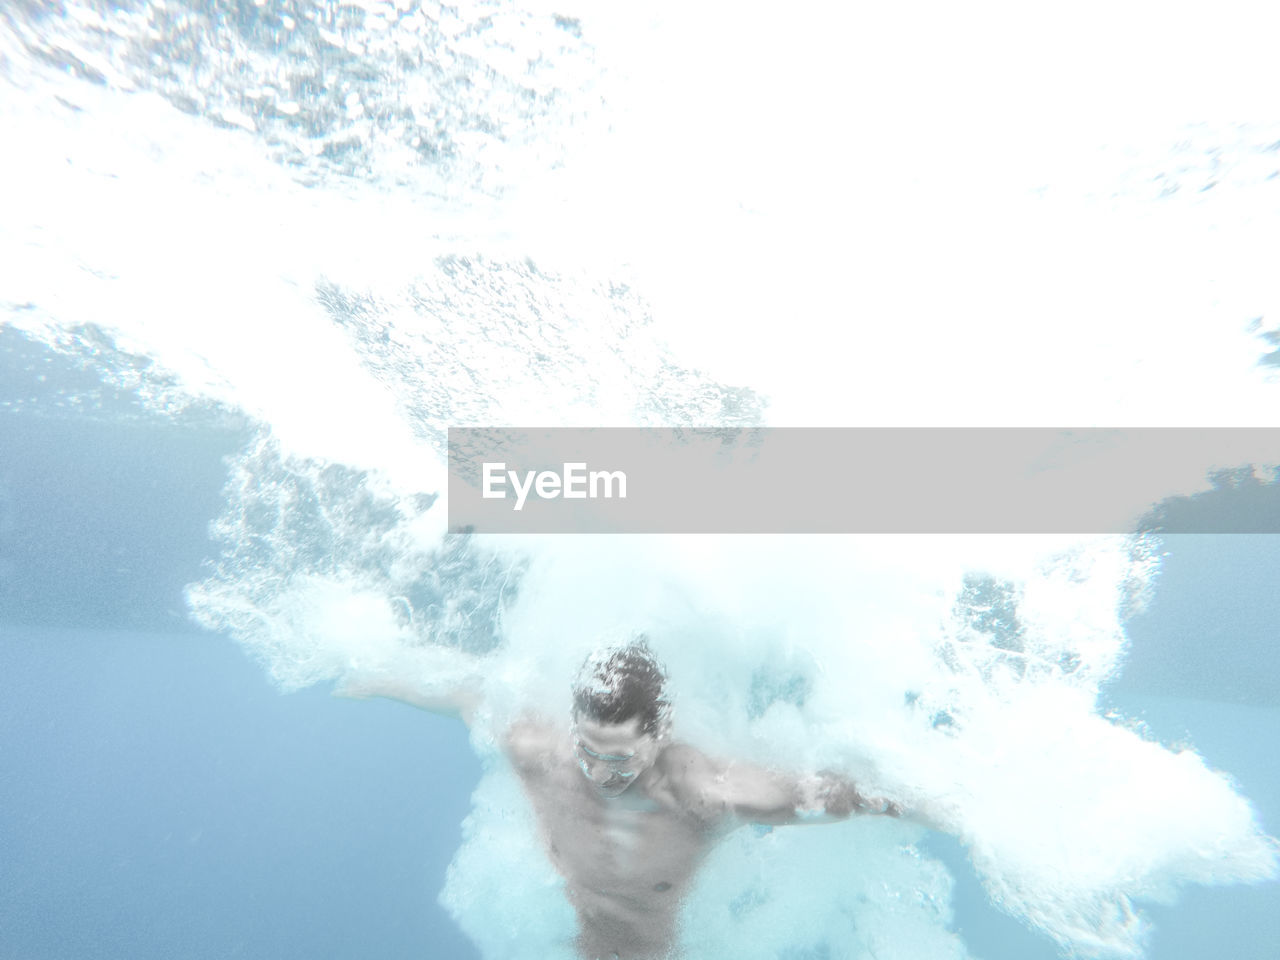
[801,771,903,820]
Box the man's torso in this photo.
[507,722,728,959]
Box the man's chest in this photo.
[525,767,711,895]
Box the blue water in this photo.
[0,380,483,958]
[0,627,482,960]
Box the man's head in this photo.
[570,638,671,798]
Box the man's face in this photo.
[572,713,662,799]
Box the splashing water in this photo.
[3,2,1279,958]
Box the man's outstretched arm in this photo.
[333,676,482,726]
[336,676,557,774]
[678,748,913,827]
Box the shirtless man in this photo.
[340,639,905,960]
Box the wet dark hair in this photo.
[571,637,671,736]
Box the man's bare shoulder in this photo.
[655,742,733,821]
[656,742,719,780]
[502,714,563,776]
